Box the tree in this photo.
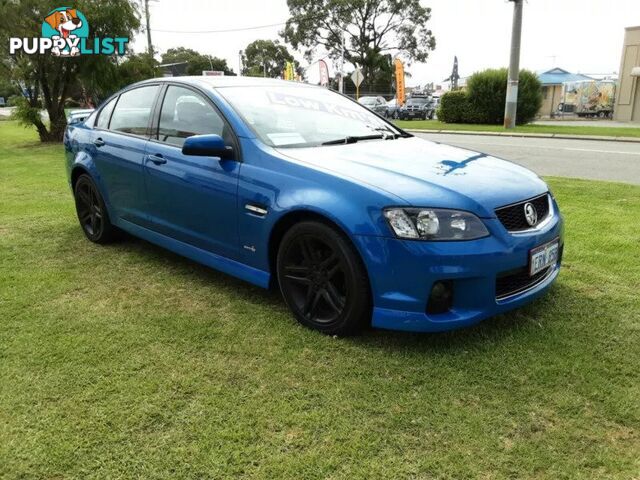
[0,0,141,142]
[77,53,159,108]
[282,0,435,85]
[242,39,295,78]
[160,48,235,76]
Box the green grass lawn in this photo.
[1,121,639,479]
[394,119,640,138]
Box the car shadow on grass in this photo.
[62,226,581,351]
[93,231,284,309]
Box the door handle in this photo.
[146,154,166,165]
[93,138,105,147]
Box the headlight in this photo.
[383,208,489,241]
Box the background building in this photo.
[537,68,592,117]
[614,26,640,123]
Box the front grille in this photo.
[495,193,550,232]
[495,265,553,300]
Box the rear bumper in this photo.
[353,211,564,332]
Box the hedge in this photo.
[437,68,542,125]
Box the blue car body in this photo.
[64,76,563,332]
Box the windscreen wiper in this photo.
[321,134,389,146]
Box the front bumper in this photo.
[353,208,564,332]
[401,110,425,118]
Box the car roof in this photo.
[133,75,318,90]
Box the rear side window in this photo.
[157,85,225,147]
[109,85,159,136]
[95,97,116,130]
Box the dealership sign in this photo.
[9,7,129,57]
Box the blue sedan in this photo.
[64,77,563,335]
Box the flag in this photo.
[394,58,405,106]
[284,61,295,81]
[319,59,329,86]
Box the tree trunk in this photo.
[46,108,67,142]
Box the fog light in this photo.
[426,281,453,314]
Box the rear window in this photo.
[96,97,116,130]
[109,85,159,137]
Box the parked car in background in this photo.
[398,96,435,120]
[386,98,400,119]
[358,96,389,117]
[64,76,563,335]
[67,109,95,125]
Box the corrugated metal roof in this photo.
[538,68,593,85]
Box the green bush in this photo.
[437,90,484,124]
[438,68,542,125]
[437,91,466,123]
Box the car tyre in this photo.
[277,221,371,336]
[73,174,120,244]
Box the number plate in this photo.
[529,238,559,276]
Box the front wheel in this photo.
[277,221,371,336]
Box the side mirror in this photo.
[182,134,234,159]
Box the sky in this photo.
[131,0,640,87]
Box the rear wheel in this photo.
[277,221,371,335]
[73,174,119,244]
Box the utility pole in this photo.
[338,32,345,93]
[504,0,523,129]
[144,0,153,57]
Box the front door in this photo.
[143,84,241,259]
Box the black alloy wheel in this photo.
[277,221,371,335]
[74,174,119,244]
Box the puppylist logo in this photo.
[9,7,129,57]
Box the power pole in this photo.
[338,32,345,93]
[504,0,523,129]
[144,0,153,57]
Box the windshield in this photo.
[407,98,429,105]
[358,97,377,105]
[219,85,401,148]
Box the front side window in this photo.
[157,86,225,147]
[219,85,401,148]
[95,97,116,130]
[109,85,159,136]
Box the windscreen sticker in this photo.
[266,132,307,146]
[266,91,376,124]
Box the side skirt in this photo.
[116,218,271,289]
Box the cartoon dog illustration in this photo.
[44,8,83,56]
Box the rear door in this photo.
[91,84,160,225]
[142,84,241,259]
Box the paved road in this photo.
[414,133,640,185]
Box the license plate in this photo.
[529,238,559,276]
